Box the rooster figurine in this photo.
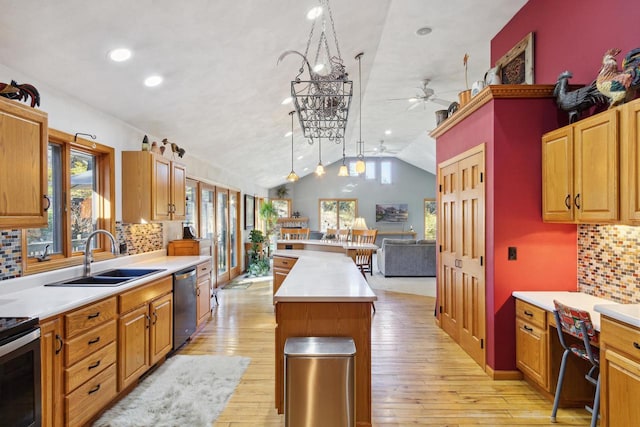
[0,80,40,107]
[596,48,640,108]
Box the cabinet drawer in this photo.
[197,260,212,279]
[65,320,116,367]
[273,256,297,270]
[65,341,116,394]
[515,299,546,329]
[65,363,117,427]
[65,297,116,339]
[119,275,172,314]
[601,317,640,358]
[516,318,548,388]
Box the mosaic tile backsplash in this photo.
[578,224,640,303]
[0,223,163,281]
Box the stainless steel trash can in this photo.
[284,337,356,427]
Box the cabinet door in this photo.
[0,98,48,228]
[574,110,619,222]
[601,348,640,427]
[40,318,63,427]
[150,293,173,365]
[152,155,171,220]
[273,268,289,296]
[171,162,187,220]
[118,305,150,390]
[622,100,640,223]
[542,127,574,222]
[515,319,547,388]
[196,278,211,326]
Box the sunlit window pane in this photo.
[365,161,376,180]
[381,160,392,184]
[320,199,356,231]
[70,150,97,252]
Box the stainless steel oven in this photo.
[0,317,41,427]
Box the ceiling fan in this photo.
[388,79,452,110]
[365,140,399,156]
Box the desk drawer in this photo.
[515,299,546,329]
[601,317,640,357]
[273,256,297,270]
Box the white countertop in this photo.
[512,291,620,331]
[0,250,209,320]
[273,249,377,303]
[276,239,378,250]
[594,303,640,328]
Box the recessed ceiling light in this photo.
[307,6,323,20]
[297,155,304,160]
[284,131,293,137]
[303,167,309,172]
[144,75,163,87]
[416,26,432,36]
[385,130,392,135]
[313,63,325,72]
[408,98,418,103]
[108,48,132,62]
[282,97,292,105]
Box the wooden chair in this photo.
[279,227,310,240]
[550,300,600,427]
[336,229,350,242]
[351,229,378,277]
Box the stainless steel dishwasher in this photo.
[173,267,197,350]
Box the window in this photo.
[271,199,291,217]
[365,160,376,180]
[23,129,115,273]
[319,199,357,231]
[185,178,199,236]
[424,199,436,240]
[380,160,392,184]
[348,161,358,177]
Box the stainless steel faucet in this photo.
[83,229,118,277]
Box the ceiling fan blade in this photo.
[431,97,453,107]
[407,101,423,111]
[386,97,414,101]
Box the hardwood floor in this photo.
[182,280,593,426]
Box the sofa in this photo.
[376,238,436,277]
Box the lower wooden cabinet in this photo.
[118,276,173,390]
[600,316,640,427]
[272,255,297,296]
[515,300,548,388]
[40,317,64,427]
[196,260,212,327]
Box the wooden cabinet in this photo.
[600,316,640,427]
[62,297,118,427]
[118,276,173,390]
[437,145,486,367]
[272,255,297,296]
[515,300,548,388]
[542,108,619,223]
[121,151,186,223]
[168,238,212,256]
[0,96,48,228]
[621,99,640,223]
[196,260,212,326]
[40,317,63,427]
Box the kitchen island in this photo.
[273,249,377,427]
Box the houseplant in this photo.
[247,229,269,277]
[259,200,279,255]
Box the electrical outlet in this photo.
[508,246,517,261]
[119,242,127,254]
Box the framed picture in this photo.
[244,194,255,230]
[495,32,534,85]
[376,203,408,223]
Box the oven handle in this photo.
[0,329,40,358]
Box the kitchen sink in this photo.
[93,268,165,278]
[45,268,166,287]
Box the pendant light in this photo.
[337,137,349,177]
[286,111,299,182]
[315,137,325,176]
[355,52,366,174]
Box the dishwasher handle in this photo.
[174,268,196,281]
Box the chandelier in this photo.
[278,0,353,144]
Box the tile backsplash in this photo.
[0,222,164,281]
[578,224,640,303]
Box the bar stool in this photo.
[550,299,600,427]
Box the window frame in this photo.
[424,198,436,240]
[318,198,358,231]
[21,128,115,275]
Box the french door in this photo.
[215,187,241,285]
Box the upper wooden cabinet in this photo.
[621,100,640,223]
[121,151,186,223]
[0,97,48,228]
[542,109,619,223]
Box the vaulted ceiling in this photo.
[0,0,527,189]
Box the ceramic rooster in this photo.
[0,80,40,107]
[596,48,640,108]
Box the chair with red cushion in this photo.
[550,299,600,427]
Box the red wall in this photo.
[492,0,640,85]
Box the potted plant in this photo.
[259,200,279,256]
[459,53,472,107]
[247,229,270,277]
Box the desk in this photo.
[512,291,619,407]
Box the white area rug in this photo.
[94,355,250,427]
